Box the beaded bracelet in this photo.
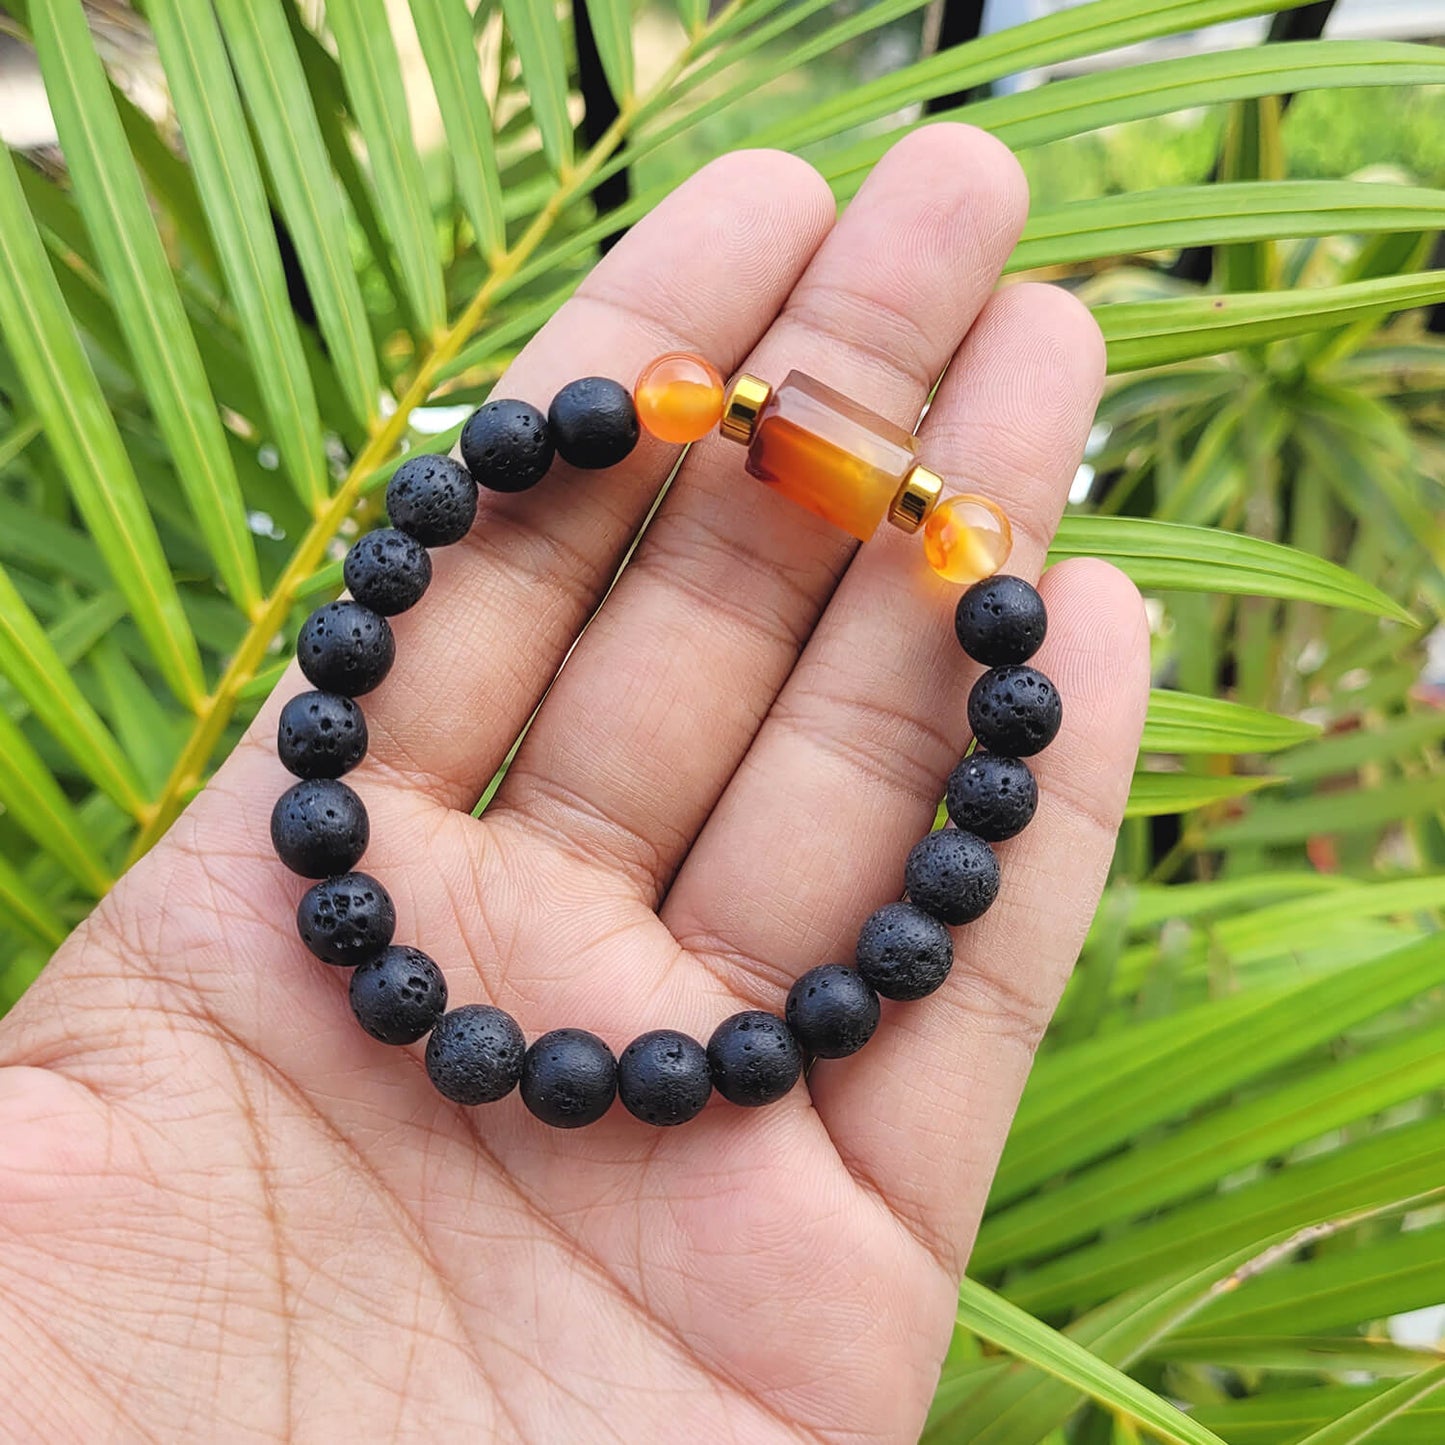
[270,355,1061,1129]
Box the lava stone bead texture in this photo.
[425,1004,527,1105]
[349,946,448,1046]
[521,1029,618,1128]
[855,901,954,1001]
[547,377,640,470]
[296,872,395,966]
[904,828,1000,927]
[955,575,1047,666]
[271,778,369,878]
[461,399,555,493]
[386,454,478,546]
[616,1029,712,1126]
[946,753,1038,842]
[967,665,1062,758]
[297,600,395,697]
[277,691,368,780]
[707,1011,803,1106]
[343,528,433,616]
[785,965,880,1059]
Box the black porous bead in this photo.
[349,945,448,1046]
[425,1004,526,1105]
[904,828,1000,927]
[386,453,478,546]
[270,778,369,878]
[617,1029,711,1127]
[460,398,554,494]
[785,965,880,1059]
[955,575,1048,666]
[520,1028,617,1129]
[707,1011,803,1108]
[343,528,433,616]
[296,872,395,966]
[945,752,1038,843]
[855,902,954,1001]
[277,690,368,780]
[296,600,395,697]
[968,665,1063,758]
[547,377,640,471]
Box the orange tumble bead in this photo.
[634,352,726,444]
[922,494,1013,584]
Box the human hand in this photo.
[0,126,1148,1442]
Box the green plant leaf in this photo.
[952,1278,1227,1445]
[1125,770,1277,817]
[143,0,330,509]
[214,0,382,428]
[1292,1363,1445,1445]
[582,0,633,103]
[1194,1383,1445,1445]
[324,0,447,335]
[500,0,574,174]
[1142,690,1319,755]
[1051,516,1414,622]
[0,147,206,708]
[1278,709,1445,782]
[0,851,66,951]
[672,0,708,37]
[409,0,506,260]
[1208,773,1445,848]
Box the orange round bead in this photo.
[922,494,1013,585]
[633,352,726,445]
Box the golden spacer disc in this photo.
[719,373,772,445]
[887,463,944,534]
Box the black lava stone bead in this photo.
[385,454,478,546]
[955,575,1048,666]
[547,377,639,470]
[707,1011,803,1107]
[855,901,955,1001]
[425,1004,526,1106]
[460,398,554,493]
[616,1029,711,1127]
[349,945,448,1046]
[270,778,369,878]
[277,690,368,780]
[945,752,1038,843]
[520,1028,617,1129]
[968,665,1063,758]
[296,871,395,966]
[904,828,1000,927]
[785,965,880,1059]
[296,600,395,697]
[343,528,433,616]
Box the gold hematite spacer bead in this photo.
[719,373,772,445]
[887,463,944,534]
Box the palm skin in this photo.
[0,127,1148,1442]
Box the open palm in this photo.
[0,127,1147,1442]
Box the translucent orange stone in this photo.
[744,370,916,540]
[922,494,1013,584]
[633,352,726,444]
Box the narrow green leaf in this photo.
[324,0,447,334]
[1011,180,1445,274]
[1099,270,1445,373]
[0,413,41,471]
[1125,771,1276,817]
[214,0,382,428]
[1209,773,1445,848]
[0,565,148,817]
[1154,1335,1442,1376]
[500,0,574,174]
[673,0,708,37]
[1293,1362,1445,1445]
[90,639,185,799]
[0,147,206,708]
[0,851,66,950]
[1279,709,1445,782]
[1051,516,1415,623]
[0,708,111,897]
[582,0,634,103]
[1195,1383,1445,1445]
[143,0,330,510]
[1143,691,1319,755]
[409,0,506,260]
[33,0,263,615]
[953,1279,1227,1445]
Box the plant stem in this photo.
[129,3,742,864]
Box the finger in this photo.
[664,282,1106,993]
[237,150,837,807]
[813,560,1148,1274]
[490,124,1030,899]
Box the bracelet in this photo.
[269,354,1061,1129]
